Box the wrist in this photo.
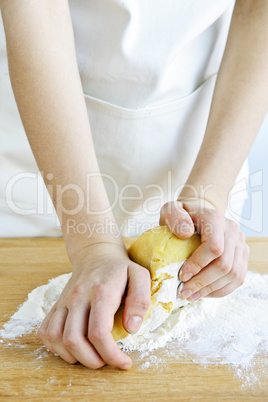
[69,241,127,268]
[62,215,124,261]
[177,196,216,211]
[178,186,227,213]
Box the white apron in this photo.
[0,0,248,237]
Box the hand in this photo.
[159,198,249,300]
[37,242,151,370]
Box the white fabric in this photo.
[0,0,248,237]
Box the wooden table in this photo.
[0,237,267,401]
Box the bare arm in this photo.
[161,0,268,300]
[179,0,268,211]
[1,0,150,370]
[1,0,118,257]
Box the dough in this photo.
[128,225,201,277]
[112,225,201,341]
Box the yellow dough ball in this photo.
[111,225,201,341]
[128,225,201,279]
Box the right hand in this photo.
[37,242,151,370]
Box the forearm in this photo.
[179,0,268,212]
[1,1,122,257]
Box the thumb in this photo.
[159,201,195,239]
[123,264,151,334]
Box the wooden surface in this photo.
[0,237,267,401]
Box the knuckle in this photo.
[160,201,173,217]
[190,259,202,275]
[231,269,245,286]
[102,354,118,367]
[45,344,56,355]
[205,209,222,227]
[244,243,250,257]
[47,328,61,343]
[49,304,57,315]
[212,289,225,298]
[238,276,245,287]
[228,219,239,234]
[230,269,239,281]
[70,284,86,302]
[143,278,151,292]
[37,326,46,340]
[159,215,165,226]
[193,280,206,290]
[239,230,246,243]
[88,327,106,344]
[219,257,232,275]
[160,201,169,212]
[211,209,222,220]
[209,239,224,257]
[131,297,151,312]
[139,266,151,281]
[236,272,246,286]
[62,334,76,349]
[91,282,106,302]
[203,284,214,295]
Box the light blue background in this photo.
[240,113,268,237]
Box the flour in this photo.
[129,262,189,337]
[0,273,70,339]
[1,269,268,385]
[120,270,268,356]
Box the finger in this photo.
[63,303,105,369]
[123,264,151,334]
[159,201,195,239]
[88,286,132,370]
[180,210,225,282]
[45,307,78,364]
[38,303,57,335]
[37,305,59,355]
[179,232,235,300]
[205,242,249,298]
[205,281,239,298]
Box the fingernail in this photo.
[121,362,132,370]
[179,289,192,299]
[181,272,193,282]
[177,282,183,296]
[127,316,142,334]
[188,292,200,301]
[178,261,186,280]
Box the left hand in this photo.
[159,198,249,300]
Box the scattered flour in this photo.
[141,361,150,370]
[1,269,268,386]
[0,273,70,339]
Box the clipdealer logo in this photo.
[4,169,264,233]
